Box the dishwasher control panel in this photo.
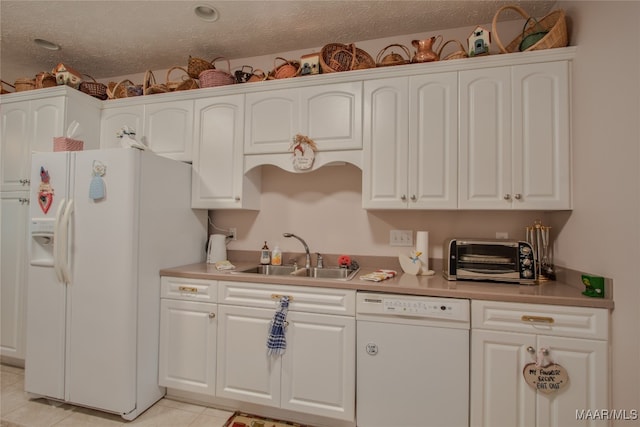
[357,292,469,322]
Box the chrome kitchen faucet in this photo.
[283,233,311,269]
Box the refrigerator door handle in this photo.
[60,199,74,285]
[53,198,67,283]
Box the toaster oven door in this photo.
[456,242,521,281]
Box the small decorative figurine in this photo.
[468,26,491,56]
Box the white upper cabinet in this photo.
[459,61,570,209]
[363,72,457,209]
[1,88,101,192]
[192,94,261,210]
[244,82,362,154]
[100,99,194,161]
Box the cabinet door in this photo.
[459,67,512,209]
[159,299,217,395]
[281,312,355,421]
[0,193,29,359]
[1,102,31,192]
[470,329,536,427]
[100,105,144,149]
[301,82,362,151]
[512,61,571,210]
[244,89,298,154]
[409,72,458,209]
[362,77,409,208]
[144,100,194,161]
[216,304,280,407]
[31,97,65,152]
[536,335,608,427]
[192,95,260,209]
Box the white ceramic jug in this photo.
[207,234,227,263]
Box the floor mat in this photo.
[223,411,313,427]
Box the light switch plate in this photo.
[390,230,413,246]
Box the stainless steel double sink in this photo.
[232,264,359,281]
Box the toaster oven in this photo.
[443,238,537,285]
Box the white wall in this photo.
[553,1,640,420]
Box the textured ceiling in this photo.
[0,0,556,85]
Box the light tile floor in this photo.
[0,364,234,427]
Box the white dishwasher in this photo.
[356,292,470,427]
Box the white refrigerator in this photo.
[25,148,207,420]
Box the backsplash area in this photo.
[212,165,548,259]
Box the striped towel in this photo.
[267,296,289,356]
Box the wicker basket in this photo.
[79,74,108,100]
[320,43,375,73]
[143,71,169,95]
[199,57,235,88]
[492,6,567,53]
[166,66,199,91]
[1,80,15,94]
[271,57,300,79]
[35,72,57,89]
[187,56,215,79]
[15,78,35,92]
[437,39,469,61]
[107,79,142,99]
[247,69,267,83]
[376,44,411,67]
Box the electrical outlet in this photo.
[229,228,237,241]
[390,230,413,246]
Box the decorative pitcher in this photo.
[411,36,443,63]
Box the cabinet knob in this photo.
[527,346,536,355]
[410,195,417,202]
[234,196,240,202]
[503,194,511,200]
[401,195,407,202]
[514,193,522,200]
[209,312,216,319]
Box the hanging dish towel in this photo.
[267,296,289,356]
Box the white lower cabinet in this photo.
[159,277,218,395]
[216,281,356,421]
[470,300,609,427]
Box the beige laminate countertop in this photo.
[160,261,614,310]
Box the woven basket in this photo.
[79,74,108,99]
[1,80,15,94]
[15,78,35,92]
[271,57,300,79]
[199,57,235,88]
[247,69,267,83]
[166,66,198,91]
[376,44,411,67]
[143,70,169,95]
[107,79,142,99]
[492,6,567,53]
[35,72,57,89]
[187,56,214,79]
[437,39,469,61]
[320,43,375,73]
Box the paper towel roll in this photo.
[416,231,429,271]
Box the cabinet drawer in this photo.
[218,281,355,316]
[472,300,608,340]
[161,276,217,302]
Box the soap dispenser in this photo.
[260,241,271,265]
[271,244,282,266]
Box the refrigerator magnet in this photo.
[89,161,106,201]
[38,167,54,214]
